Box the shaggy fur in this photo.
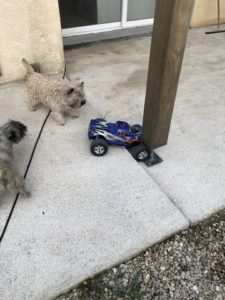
[0,120,30,197]
[22,58,86,125]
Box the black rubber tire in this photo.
[130,143,150,162]
[96,118,106,122]
[131,124,142,133]
[90,138,108,156]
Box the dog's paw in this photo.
[69,111,79,118]
[52,112,66,125]
[18,188,31,198]
[28,105,38,112]
[57,120,66,125]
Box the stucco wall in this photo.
[191,0,225,27]
[0,0,64,84]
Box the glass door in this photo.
[127,0,155,25]
[128,0,155,21]
[121,0,155,28]
[60,0,155,37]
[59,0,122,35]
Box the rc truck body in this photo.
[88,118,150,161]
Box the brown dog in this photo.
[22,58,86,125]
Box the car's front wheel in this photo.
[131,124,142,133]
[130,143,150,162]
[90,138,108,156]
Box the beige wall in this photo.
[191,0,225,27]
[0,0,64,84]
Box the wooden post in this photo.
[142,0,195,150]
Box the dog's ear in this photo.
[66,88,75,95]
[73,80,84,88]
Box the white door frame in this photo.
[62,0,154,37]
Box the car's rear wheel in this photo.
[90,138,108,156]
[131,124,142,133]
[130,143,149,162]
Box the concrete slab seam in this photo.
[141,165,191,224]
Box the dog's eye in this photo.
[67,88,74,95]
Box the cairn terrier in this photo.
[22,58,86,125]
[0,120,30,197]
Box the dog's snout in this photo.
[81,99,86,106]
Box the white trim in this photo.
[121,0,128,28]
[62,22,121,37]
[124,18,154,28]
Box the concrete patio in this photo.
[0,27,225,300]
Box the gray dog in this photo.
[22,58,86,125]
[0,120,30,197]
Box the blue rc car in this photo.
[88,118,150,161]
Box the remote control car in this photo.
[88,118,150,161]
